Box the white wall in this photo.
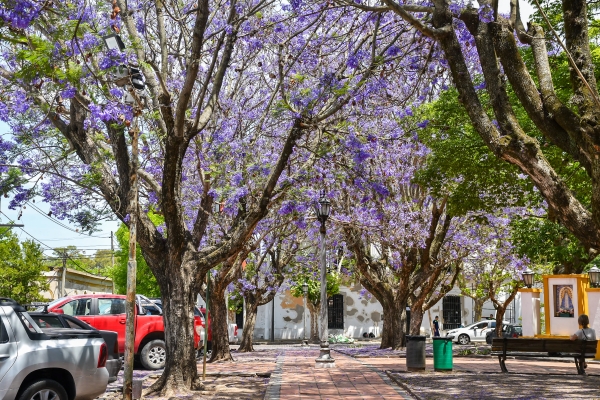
[230,283,519,340]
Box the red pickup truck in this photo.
[46,294,202,370]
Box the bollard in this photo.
[132,379,143,399]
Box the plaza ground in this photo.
[97,344,600,399]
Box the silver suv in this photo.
[0,298,109,400]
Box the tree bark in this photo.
[473,298,485,322]
[307,300,320,343]
[238,297,258,352]
[146,262,202,394]
[208,278,234,362]
[409,303,424,336]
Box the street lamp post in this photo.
[589,267,600,288]
[101,33,146,400]
[522,268,534,288]
[302,282,309,347]
[314,190,334,368]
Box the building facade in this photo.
[210,284,522,340]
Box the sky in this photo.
[0,0,536,264]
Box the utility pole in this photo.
[202,272,210,380]
[61,251,67,297]
[111,231,115,294]
[123,115,140,400]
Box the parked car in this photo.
[28,310,122,383]
[149,298,212,351]
[45,294,202,370]
[485,323,523,344]
[0,298,108,400]
[446,320,508,345]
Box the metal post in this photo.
[202,272,210,380]
[111,231,115,294]
[123,119,139,400]
[315,221,334,368]
[303,292,308,346]
[61,251,67,297]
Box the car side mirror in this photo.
[54,309,64,314]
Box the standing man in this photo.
[433,316,440,337]
[488,313,494,320]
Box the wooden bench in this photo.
[491,338,597,375]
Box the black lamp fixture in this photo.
[302,282,308,295]
[589,266,600,288]
[101,33,146,96]
[315,190,331,224]
[102,33,126,52]
[522,268,534,288]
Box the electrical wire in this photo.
[1,210,111,278]
[25,201,112,239]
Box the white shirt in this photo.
[574,328,596,341]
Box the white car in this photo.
[446,320,507,345]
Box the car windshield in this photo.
[34,298,64,312]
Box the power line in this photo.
[25,201,113,239]
[1,211,110,278]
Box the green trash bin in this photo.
[432,335,454,371]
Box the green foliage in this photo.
[109,212,164,297]
[0,168,27,195]
[290,271,341,305]
[414,88,535,216]
[511,218,599,274]
[0,230,48,304]
[228,289,243,313]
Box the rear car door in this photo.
[94,297,127,353]
[473,322,489,340]
[57,297,94,326]
[0,308,17,385]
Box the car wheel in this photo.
[458,334,470,345]
[140,339,167,370]
[18,379,68,400]
[486,335,492,345]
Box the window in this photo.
[328,294,344,330]
[476,322,488,329]
[235,311,243,328]
[139,302,161,315]
[60,298,92,316]
[33,316,64,329]
[442,295,461,330]
[98,298,126,315]
[65,317,87,329]
[0,318,8,343]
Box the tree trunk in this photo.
[208,281,233,362]
[409,304,424,336]
[380,303,392,348]
[146,265,202,395]
[307,301,319,343]
[473,298,485,322]
[380,300,406,349]
[238,298,258,352]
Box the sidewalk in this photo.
[265,349,413,400]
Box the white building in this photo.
[204,282,522,340]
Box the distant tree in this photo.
[0,231,48,304]
[111,222,160,298]
[290,267,341,343]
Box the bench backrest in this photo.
[491,338,597,353]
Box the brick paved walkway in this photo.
[265,348,413,400]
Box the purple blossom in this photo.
[478,4,494,23]
[61,86,77,99]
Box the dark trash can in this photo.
[406,335,426,371]
[433,335,454,371]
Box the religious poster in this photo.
[554,285,574,317]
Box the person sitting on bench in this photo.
[571,314,596,341]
